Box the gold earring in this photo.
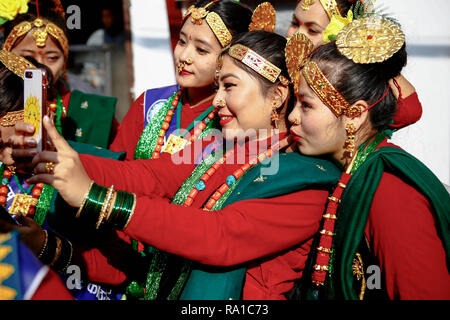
[343,123,356,159]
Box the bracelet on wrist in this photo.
[76,180,94,218]
[36,229,48,259]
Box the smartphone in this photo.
[23,68,49,152]
[0,203,17,225]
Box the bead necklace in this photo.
[311,132,387,287]
[151,90,218,159]
[183,143,276,210]
[0,166,45,217]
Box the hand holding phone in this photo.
[23,68,51,151]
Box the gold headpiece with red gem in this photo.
[184,1,232,48]
[301,0,342,20]
[224,2,288,85]
[285,32,314,93]
[248,2,276,33]
[3,17,69,59]
[292,17,404,118]
[228,44,288,84]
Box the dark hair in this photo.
[0,66,24,117]
[311,41,407,130]
[336,0,353,16]
[189,0,252,36]
[0,57,56,118]
[222,30,289,95]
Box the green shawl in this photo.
[64,90,117,149]
[179,152,341,299]
[328,146,450,300]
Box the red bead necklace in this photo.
[0,167,45,217]
[152,90,218,159]
[183,143,276,210]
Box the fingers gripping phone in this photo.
[23,68,51,151]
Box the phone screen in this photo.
[23,68,48,152]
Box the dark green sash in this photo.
[180,152,341,299]
[329,146,450,300]
[64,90,117,149]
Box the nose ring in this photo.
[216,99,225,107]
[186,58,192,64]
[177,61,185,73]
[292,118,300,125]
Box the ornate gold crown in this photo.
[229,44,285,83]
[285,32,314,93]
[301,0,342,19]
[248,2,276,33]
[184,1,232,48]
[3,18,69,59]
[336,17,405,64]
[300,17,404,118]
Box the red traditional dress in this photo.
[77,138,340,299]
[110,86,216,161]
[364,140,450,299]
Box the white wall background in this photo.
[129,0,450,184]
[129,0,176,98]
[376,0,450,185]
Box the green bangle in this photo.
[82,183,107,224]
[109,191,135,230]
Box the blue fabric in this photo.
[0,231,48,300]
[143,84,179,127]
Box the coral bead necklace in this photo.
[0,166,44,217]
[152,89,218,159]
[183,143,277,210]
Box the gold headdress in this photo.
[336,16,405,64]
[285,32,314,93]
[300,17,404,118]
[301,0,342,20]
[229,44,286,84]
[3,18,69,59]
[248,2,276,33]
[184,1,232,48]
[0,49,37,126]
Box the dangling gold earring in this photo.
[271,101,279,128]
[343,123,356,159]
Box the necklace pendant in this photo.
[9,194,38,216]
[162,134,189,154]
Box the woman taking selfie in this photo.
[20,30,342,300]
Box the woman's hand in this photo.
[27,116,93,208]
[10,121,39,173]
[0,215,46,255]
